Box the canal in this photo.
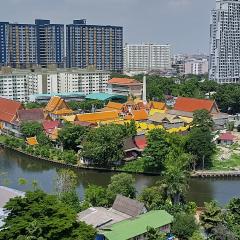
[0,148,240,206]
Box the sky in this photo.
[0,0,216,54]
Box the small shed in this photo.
[218,132,235,145]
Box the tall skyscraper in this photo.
[66,20,123,72]
[0,20,64,68]
[35,20,64,68]
[209,0,240,83]
[8,24,38,68]
[0,22,9,66]
[123,43,171,73]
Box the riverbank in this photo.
[1,142,240,179]
[0,143,159,176]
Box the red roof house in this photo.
[17,108,45,122]
[0,97,23,124]
[218,132,235,145]
[108,78,142,86]
[42,120,60,134]
[174,97,219,114]
[134,135,147,150]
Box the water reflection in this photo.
[0,148,240,206]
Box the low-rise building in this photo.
[107,78,143,98]
[218,132,236,145]
[78,195,146,229]
[99,210,173,240]
[184,58,208,75]
[0,67,110,102]
[44,96,73,120]
[0,97,23,136]
[123,43,172,74]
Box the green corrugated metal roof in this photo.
[86,93,125,101]
[101,210,173,240]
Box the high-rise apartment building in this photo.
[0,22,9,66]
[0,67,110,102]
[8,24,38,68]
[209,0,240,83]
[35,20,64,68]
[123,43,171,74]
[66,20,123,72]
[0,20,64,68]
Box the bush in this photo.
[172,213,199,240]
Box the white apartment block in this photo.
[209,0,240,83]
[184,59,208,75]
[0,67,110,102]
[123,43,171,73]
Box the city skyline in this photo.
[0,0,215,54]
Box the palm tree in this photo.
[161,167,189,205]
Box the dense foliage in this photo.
[58,124,89,151]
[201,199,240,239]
[24,102,46,109]
[83,173,136,207]
[81,124,125,166]
[67,100,104,111]
[0,190,96,240]
[172,213,199,240]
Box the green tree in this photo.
[58,124,88,151]
[107,173,136,201]
[0,191,96,240]
[81,124,125,166]
[84,185,109,207]
[201,201,223,235]
[225,198,240,237]
[172,213,199,240]
[55,169,81,212]
[138,185,166,211]
[161,148,191,204]
[192,109,214,130]
[123,120,137,137]
[189,231,204,240]
[143,129,170,171]
[145,227,166,240]
[211,224,237,240]
[186,127,215,169]
[36,132,52,146]
[55,169,77,194]
[25,102,46,109]
[20,122,43,138]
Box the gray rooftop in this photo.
[112,195,146,217]
[77,195,146,229]
[77,207,131,228]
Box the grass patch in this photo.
[211,153,240,171]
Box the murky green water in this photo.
[0,148,240,206]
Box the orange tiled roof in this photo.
[174,97,218,113]
[0,97,23,123]
[45,96,61,112]
[76,111,119,122]
[26,136,38,146]
[151,101,166,110]
[108,78,142,86]
[125,109,148,121]
[52,109,74,115]
[106,102,124,110]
